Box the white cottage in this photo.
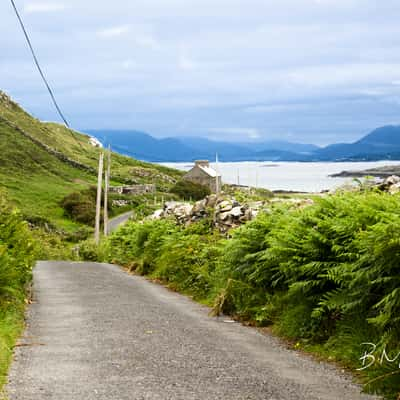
[183,160,222,193]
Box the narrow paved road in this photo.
[7,262,377,400]
[107,211,134,234]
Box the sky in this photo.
[2,0,400,145]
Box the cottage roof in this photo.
[197,164,221,178]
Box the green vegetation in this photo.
[0,117,95,231]
[3,89,400,398]
[61,187,107,225]
[223,185,274,203]
[170,180,211,201]
[102,190,400,399]
[0,194,36,390]
[0,191,79,394]
[0,91,182,232]
[0,90,183,392]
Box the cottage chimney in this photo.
[195,160,210,167]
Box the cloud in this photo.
[312,0,359,5]
[4,0,400,143]
[134,35,160,49]
[178,54,197,71]
[24,2,66,13]
[96,25,131,38]
[121,60,136,70]
[248,131,261,140]
[209,128,261,139]
[245,103,310,113]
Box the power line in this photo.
[9,0,70,127]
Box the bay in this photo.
[160,161,400,193]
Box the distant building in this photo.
[183,160,222,193]
[109,184,156,195]
[88,136,103,148]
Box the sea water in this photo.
[160,161,400,193]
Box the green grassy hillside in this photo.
[0,91,182,230]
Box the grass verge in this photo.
[0,301,26,395]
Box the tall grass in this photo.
[0,193,36,390]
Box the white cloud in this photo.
[121,60,136,70]
[380,96,400,106]
[178,54,197,71]
[248,131,261,140]
[245,103,310,113]
[358,89,386,96]
[96,25,131,38]
[209,128,261,139]
[24,2,65,13]
[134,35,160,49]
[5,0,400,141]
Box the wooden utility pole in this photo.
[255,170,259,190]
[95,152,104,245]
[103,145,111,236]
[215,153,220,194]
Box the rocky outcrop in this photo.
[150,195,265,232]
[377,175,400,194]
[331,174,400,195]
[131,167,177,184]
[89,137,103,148]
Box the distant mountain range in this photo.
[312,126,400,161]
[86,125,400,162]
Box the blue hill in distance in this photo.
[85,125,400,162]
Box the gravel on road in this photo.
[6,261,378,400]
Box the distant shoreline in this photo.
[161,161,400,193]
[158,160,400,165]
[331,164,400,178]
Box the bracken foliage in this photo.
[0,194,36,303]
[0,192,37,389]
[105,190,400,399]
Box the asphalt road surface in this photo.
[107,211,134,234]
[6,262,378,400]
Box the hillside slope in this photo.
[0,91,182,230]
[87,130,200,162]
[88,130,320,162]
[357,125,400,147]
[313,125,400,160]
[0,117,95,230]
